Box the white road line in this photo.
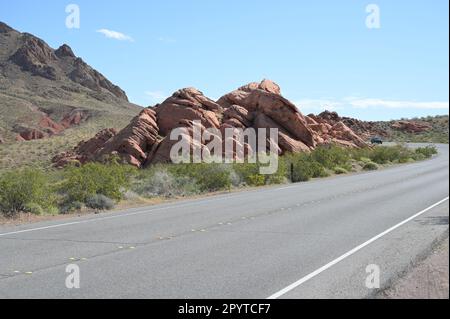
[0,195,235,237]
[267,196,449,299]
[0,182,305,237]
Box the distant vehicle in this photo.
[370,137,383,145]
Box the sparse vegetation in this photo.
[85,194,115,210]
[381,115,449,144]
[0,144,440,218]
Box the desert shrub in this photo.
[60,201,83,214]
[311,145,350,169]
[46,206,60,216]
[334,167,348,175]
[192,164,232,191]
[233,160,287,186]
[133,168,199,197]
[414,146,438,158]
[0,168,55,216]
[60,162,134,203]
[23,202,44,215]
[233,163,261,185]
[368,144,414,164]
[284,153,328,182]
[85,194,115,210]
[122,189,140,201]
[247,174,266,186]
[169,163,233,192]
[363,161,379,171]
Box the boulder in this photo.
[52,80,370,168]
[94,108,159,167]
[155,88,222,136]
[391,120,432,133]
[52,128,117,168]
[60,109,89,128]
[217,79,316,147]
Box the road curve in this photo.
[0,144,448,298]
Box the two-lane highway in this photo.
[0,144,448,298]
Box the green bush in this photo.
[0,168,55,216]
[85,194,115,210]
[133,167,199,197]
[169,163,233,192]
[368,145,414,164]
[334,167,348,175]
[284,153,329,182]
[60,162,134,203]
[246,174,266,186]
[414,146,438,158]
[23,202,44,215]
[311,145,350,169]
[60,201,83,214]
[363,162,379,171]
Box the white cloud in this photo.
[97,29,134,42]
[295,97,449,113]
[345,98,449,110]
[145,91,168,103]
[294,99,344,113]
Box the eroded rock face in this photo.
[310,111,374,146]
[4,23,129,101]
[155,88,222,136]
[94,109,159,167]
[217,79,316,149]
[53,80,369,168]
[14,126,47,141]
[69,58,128,100]
[55,44,75,58]
[10,35,57,80]
[13,108,90,142]
[391,120,432,133]
[52,128,118,168]
[60,109,90,128]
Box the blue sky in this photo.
[1,0,448,120]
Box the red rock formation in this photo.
[217,79,316,149]
[60,109,89,128]
[15,127,47,141]
[39,116,64,134]
[53,80,370,168]
[391,120,432,133]
[52,128,118,168]
[154,88,222,136]
[14,108,90,143]
[310,111,380,143]
[94,108,159,167]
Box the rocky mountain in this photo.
[0,21,140,144]
[312,111,448,143]
[53,79,368,168]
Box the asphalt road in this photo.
[0,144,448,298]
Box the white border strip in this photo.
[0,183,293,237]
[267,196,449,299]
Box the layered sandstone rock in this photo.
[94,108,159,167]
[309,111,371,147]
[391,120,432,133]
[52,128,118,168]
[154,88,222,136]
[13,108,90,142]
[217,79,316,149]
[53,80,369,168]
[60,109,90,128]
